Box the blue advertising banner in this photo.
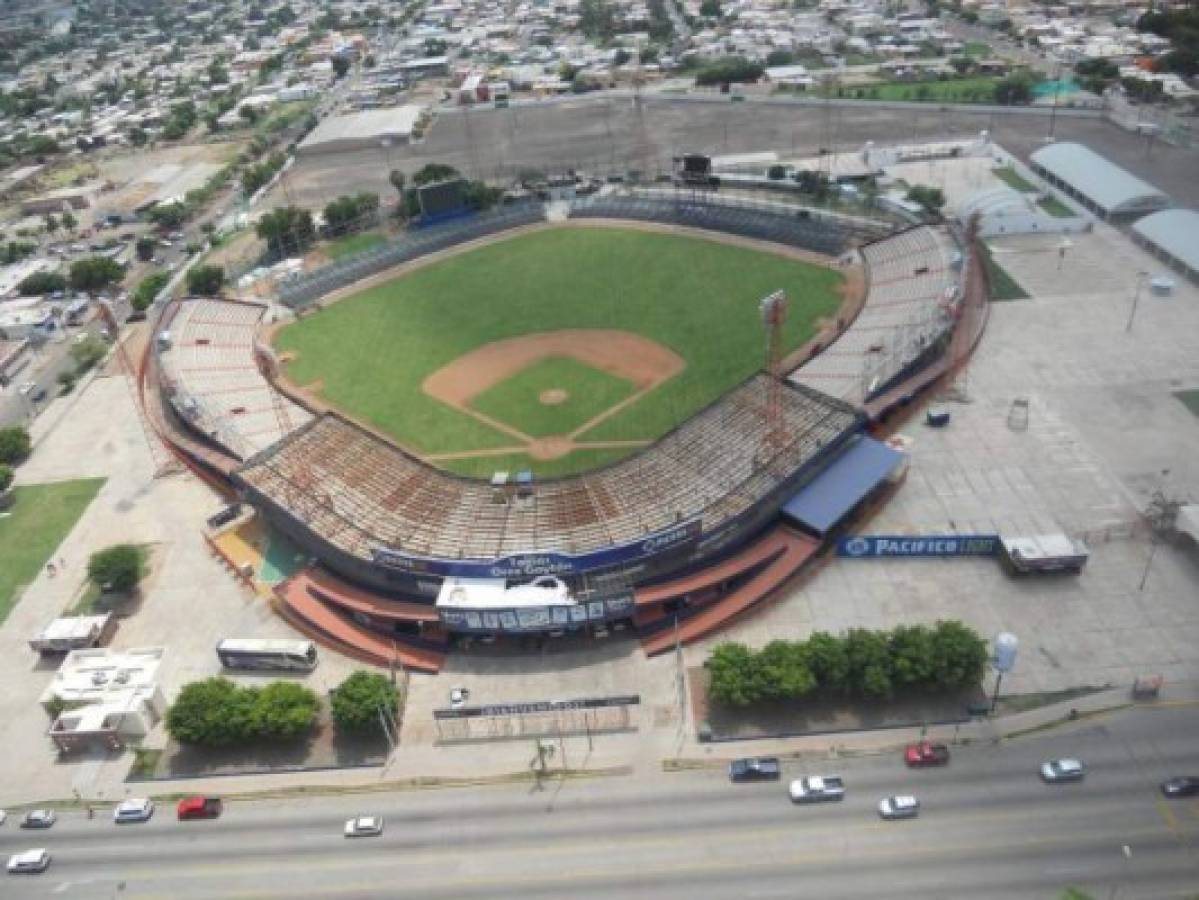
[837,534,1000,558]
[371,519,702,578]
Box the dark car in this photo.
[19,810,56,829]
[728,757,781,783]
[1160,776,1199,799]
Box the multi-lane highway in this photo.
[4,704,1197,898]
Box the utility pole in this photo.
[1124,270,1148,333]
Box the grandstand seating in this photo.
[236,375,861,566]
[156,299,310,460]
[789,226,961,407]
[278,202,546,309]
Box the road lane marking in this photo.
[118,823,1189,900]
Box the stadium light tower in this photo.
[759,290,789,452]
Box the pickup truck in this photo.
[788,775,845,803]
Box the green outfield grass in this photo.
[325,231,387,260]
[0,478,105,625]
[470,356,636,438]
[275,227,843,476]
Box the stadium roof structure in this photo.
[1028,143,1168,218]
[235,375,862,565]
[1132,209,1199,278]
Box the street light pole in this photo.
[1124,271,1148,333]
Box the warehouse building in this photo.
[1132,209,1199,284]
[1028,142,1169,221]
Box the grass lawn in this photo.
[0,478,105,625]
[470,356,636,438]
[830,76,1000,103]
[979,243,1030,301]
[1174,390,1199,418]
[1037,195,1076,218]
[326,231,387,261]
[276,227,842,473]
[992,166,1038,193]
[963,41,991,57]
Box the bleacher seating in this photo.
[789,226,961,406]
[235,375,861,566]
[156,299,311,460]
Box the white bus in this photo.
[216,639,318,672]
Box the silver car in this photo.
[1040,758,1085,783]
[7,849,51,873]
[878,795,920,820]
[344,815,384,837]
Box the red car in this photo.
[904,741,951,767]
[177,796,222,820]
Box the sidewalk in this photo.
[18,678,1196,808]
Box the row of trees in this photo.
[17,256,124,296]
[242,151,288,196]
[166,671,399,747]
[323,192,380,237]
[695,56,765,87]
[708,621,989,707]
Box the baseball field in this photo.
[273,225,844,477]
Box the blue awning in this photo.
[782,436,904,535]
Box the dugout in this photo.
[781,435,907,537]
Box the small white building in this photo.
[42,647,167,753]
[29,613,115,654]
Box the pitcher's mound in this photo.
[539,388,569,406]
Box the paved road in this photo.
[285,96,1199,212]
[0,319,106,430]
[4,704,1197,898]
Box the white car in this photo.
[344,815,384,837]
[0,810,6,825]
[878,795,920,820]
[1040,758,1085,783]
[113,798,154,823]
[7,849,51,874]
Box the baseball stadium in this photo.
[141,172,988,673]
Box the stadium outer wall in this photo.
[147,194,984,666]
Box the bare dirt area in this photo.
[423,330,684,407]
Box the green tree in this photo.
[132,271,169,310]
[412,162,461,186]
[251,681,320,740]
[135,236,156,262]
[17,270,67,295]
[845,628,893,699]
[388,169,406,197]
[0,427,31,465]
[906,184,946,215]
[70,334,107,373]
[578,0,617,39]
[888,624,936,688]
[44,213,59,234]
[801,631,851,693]
[148,202,187,230]
[331,671,399,734]
[929,620,988,689]
[757,641,817,700]
[256,205,316,257]
[323,193,380,236]
[708,642,764,706]
[0,463,13,494]
[186,264,225,296]
[993,72,1034,105]
[61,210,76,231]
[332,54,351,79]
[694,56,765,86]
[69,256,124,291]
[87,543,144,593]
[167,677,249,746]
[699,0,722,16]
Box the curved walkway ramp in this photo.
[640,528,819,656]
[276,570,446,673]
[789,225,960,408]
